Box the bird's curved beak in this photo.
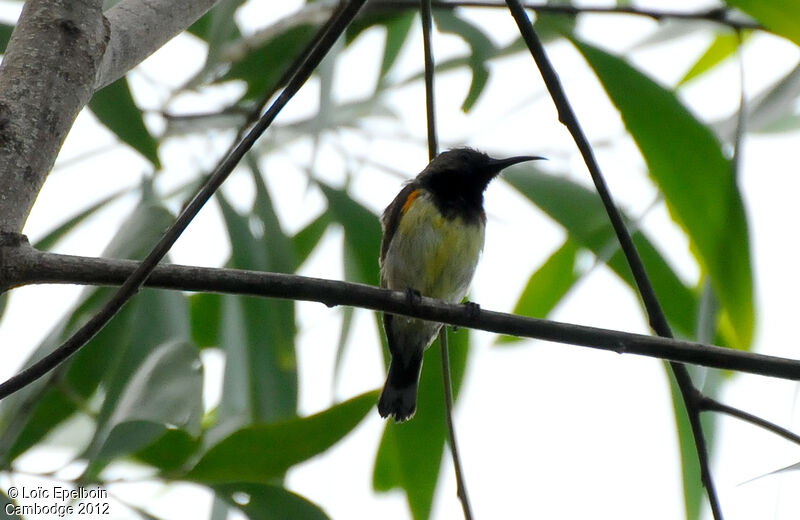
[489,155,546,171]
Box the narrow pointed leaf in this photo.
[678,32,744,86]
[434,11,497,112]
[498,239,582,345]
[32,187,130,251]
[89,78,160,168]
[0,23,14,53]
[214,484,330,520]
[373,330,469,520]
[216,192,298,424]
[187,391,378,484]
[318,184,382,286]
[0,198,179,464]
[573,40,754,349]
[504,168,699,340]
[93,340,203,461]
[723,0,800,46]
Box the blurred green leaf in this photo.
[249,156,298,271]
[92,340,203,462]
[318,184,382,286]
[373,330,469,520]
[573,40,754,349]
[716,63,800,138]
[88,78,160,168]
[220,23,318,101]
[678,31,744,86]
[533,8,577,44]
[498,239,581,345]
[0,23,13,53]
[0,199,179,465]
[32,187,130,251]
[667,369,703,520]
[135,428,200,473]
[190,293,223,348]
[215,191,297,424]
[214,483,330,520]
[187,390,379,484]
[504,167,699,340]
[0,488,20,519]
[723,0,800,46]
[434,11,497,112]
[379,11,415,84]
[292,212,332,264]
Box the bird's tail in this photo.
[378,355,423,422]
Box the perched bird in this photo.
[378,147,543,421]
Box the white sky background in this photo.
[1,0,800,519]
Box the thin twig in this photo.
[369,1,762,31]
[0,0,369,402]
[419,0,474,515]
[700,396,800,446]
[421,0,438,160]
[439,328,474,520]
[503,2,724,517]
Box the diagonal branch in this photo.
[504,2,725,518]
[0,0,369,402]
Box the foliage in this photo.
[0,1,798,519]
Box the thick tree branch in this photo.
[0,0,109,233]
[2,240,800,383]
[95,0,222,90]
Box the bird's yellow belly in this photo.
[382,194,485,302]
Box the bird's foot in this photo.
[453,300,480,331]
[405,288,422,307]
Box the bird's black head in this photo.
[417,147,543,221]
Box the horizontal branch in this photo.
[369,0,762,31]
[2,237,799,381]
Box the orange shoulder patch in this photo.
[401,188,422,214]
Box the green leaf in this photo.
[379,11,415,84]
[0,198,180,464]
[723,0,800,47]
[498,239,582,345]
[0,488,21,519]
[190,293,223,348]
[373,330,469,520]
[667,369,703,520]
[187,391,379,484]
[318,184,382,286]
[215,191,298,424]
[292,212,332,265]
[716,63,800,137]
[220,23,318,101]
[88,77,160,168]
[434,11,497,112]
[32,187,130,251]
[92,340,203,461]
[678,31,744,86]
[214,484,330,520]
[573,40,754,349]
[0,23,13,53]
[504,167,699,340]
[135,428,200,473]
